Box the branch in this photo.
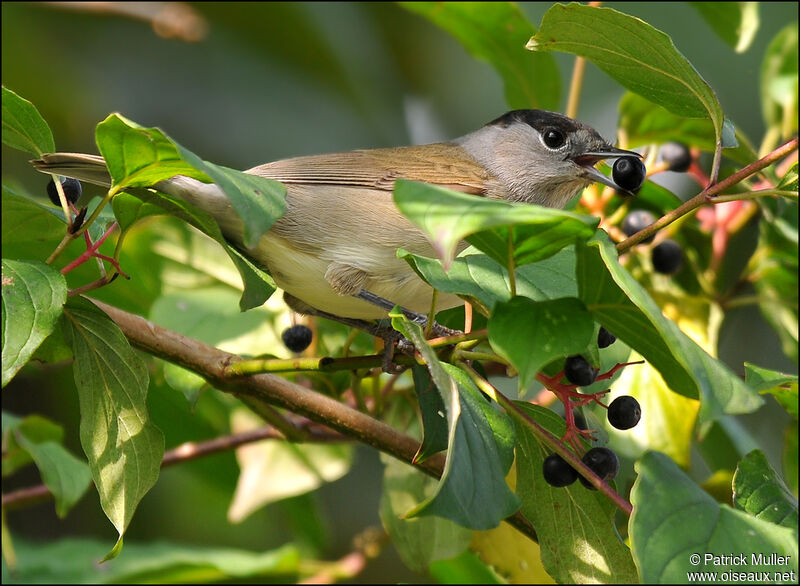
[86,299,540,542]
[617,137,798,254]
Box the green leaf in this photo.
[225,245,277,312]
[1,86,55,155]
[96,113,286,249]
[94,115,279,309]
[14,431,92,518]
[1,187,67,258]
[416,363,519,529]
[411,365,450,463]
[62,297,164,554]
[394,180,597,269]
[1,413,62,476]
[379,396,473,572]
[514,403,638,584]
[399,2,559,110]
[760,24,798,135]
[173,145,286,249]
[689,2,759,53]
[630,451,799,582]
[2,537,302,583]
[111,192,165,232]
[577,235,762,425]
[528,4,724,141]
[733,449,798,529]
[95,113,210,190]
[489,296,593,390]
[399,245,577,314]
[1,259,67,387]
[618,92,758,165]
[745,363,798,419]
[379,450,472,573]
[392,314,519,529]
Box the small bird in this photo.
[33,109,637,325]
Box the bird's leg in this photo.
[355,290,460,338]
[324,261,459,338]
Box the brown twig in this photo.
[83,299,539,542]
[617,137,798,254]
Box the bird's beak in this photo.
[571,146,642,194]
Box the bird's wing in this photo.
[244,143,491,195]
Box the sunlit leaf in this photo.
[62,297,164,556]
[227,409,352,522]
[2,259,67,387]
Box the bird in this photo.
[33,109,638,329]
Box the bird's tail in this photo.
[31,153,112,187]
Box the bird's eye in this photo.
[542,129,566,149]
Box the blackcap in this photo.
[33,109,638,321]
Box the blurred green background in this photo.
[2,2,797,582]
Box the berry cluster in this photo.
[617,142,693,275]
[542,327,642,489]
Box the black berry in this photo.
[612,156,646,194]
[660,142,692,172]
[607,396,641,430]
[621,210,656,244]
[543,454,578,487]
[651,239,683,274]
[47,177,82,206]
[597,327,616,349]
[579,447,620,489]
[281,324,313,353]
[564,355,598,387]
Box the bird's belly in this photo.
[255,233,463,320]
